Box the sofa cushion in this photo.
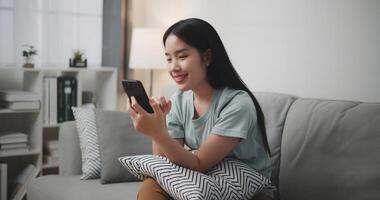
[119,155,271,200]
[27,175,140,200]
[96,110,151,184]
[72,106,102,179]
[58,121,82,175]
[254,92,297,190]
[280,99,380,200]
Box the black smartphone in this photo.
[121,80,154,113]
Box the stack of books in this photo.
[0,90,40,111]
[43,140,59,167]
[0,133,29,154]
[43,76,77,125]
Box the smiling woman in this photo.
[126,18,274,200]
[165,34,211,91]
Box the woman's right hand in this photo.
[154,96,172,116]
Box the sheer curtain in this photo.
[0,0,103,68]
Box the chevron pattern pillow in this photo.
[72,106,101,179]
[119,155,271,200]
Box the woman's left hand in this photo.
[126,96,168,139]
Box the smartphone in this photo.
[121,80,154,113]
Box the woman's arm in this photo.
[154,132,240,173]
[128,96,240,173]
[152,139,184,156]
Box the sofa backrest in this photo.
[254,92,298,196]
[279,98,380,200]
[58,92,299,181]
[58,121,82,175]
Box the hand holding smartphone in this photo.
[121,80,154,113]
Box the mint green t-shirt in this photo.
[166,87,272,179]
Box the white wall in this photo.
[132,0,380,102]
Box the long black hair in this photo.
[163,18,271,156]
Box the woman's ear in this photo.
[203,49,212,67]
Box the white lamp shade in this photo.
[129,28,167,69]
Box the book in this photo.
[43,77,50,124]
[0,133,27,144]
[43,155,59,166]
[58,76,77,122]
[43,76,58,125]
[46,140,59,150]
[49,77,58,124]
[0,163,7,200]
[0,148,29,155]
[9,164,37,200]
[0,90,39,102]
[0,100,40,110]
[0,142,27,150]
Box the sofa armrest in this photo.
[58,121,82,175]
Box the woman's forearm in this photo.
[153,131,204,172]
[152,141,165,156]
[152,139,185,156]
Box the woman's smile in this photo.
[172,73,188,84]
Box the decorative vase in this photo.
[23,63,34,68]
[69,58,87,68]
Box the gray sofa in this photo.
[27,92,380,200]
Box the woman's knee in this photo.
[137,178,169,200]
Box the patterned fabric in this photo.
[72,106,101,179]
[119,155,271,200]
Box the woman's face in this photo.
[164,34,210,91]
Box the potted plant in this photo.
[22,45,38,68]
[69,49,87,68]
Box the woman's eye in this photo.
[166,58,172,63]
[179,55,188,60]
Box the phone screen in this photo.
[121,80,154,113]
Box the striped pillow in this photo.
[72,106,101,179]
[119,155,271,200]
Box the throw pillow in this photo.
[119,155,271,200]
[96,110,151,184]
[71,105,101,179]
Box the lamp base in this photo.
[149,69,153,96]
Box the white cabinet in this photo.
[0,66,117,200]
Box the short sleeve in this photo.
[166,100,185,139]
[211,92,256,139]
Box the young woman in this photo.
[127,18,273,200]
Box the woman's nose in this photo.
[169,59,180,71]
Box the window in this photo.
[0,0,103,67]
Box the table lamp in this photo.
[129,28,166,96]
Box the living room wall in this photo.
[131,0,380,102]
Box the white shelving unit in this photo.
[0,66,117,200]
